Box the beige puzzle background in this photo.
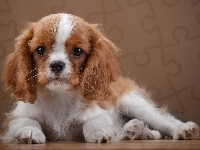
[0,0,200,130]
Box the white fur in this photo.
[83,109,123,143]
[56,14,73,47]
[46,82,71,92]
[78,103,123,142]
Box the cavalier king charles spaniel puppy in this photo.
[1,13,199,144]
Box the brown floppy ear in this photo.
[2,23,37,104]
[80,26,120,101]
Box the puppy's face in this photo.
[30,14,90,91]
[2,13,119,103]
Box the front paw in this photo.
[173,122,200,140]
[14,126,46,144]
[83,125,121,143]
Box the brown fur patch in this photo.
[79,23,120,101]
[1,14,61,103]
[65,23,90,87]
[30,14,60,87]
[110,77,136,100]
[2,23,36,103]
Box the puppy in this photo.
[1,13,199,144]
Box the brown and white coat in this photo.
[1,13,199,144]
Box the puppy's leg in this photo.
[119,91,200,139]
[2,117,46,144]
[80,106,123,143]
[83,114,121,143]
[123,119,162,140]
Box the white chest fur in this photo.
[12,89,85,141]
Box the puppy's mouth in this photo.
[48,71,68,80]
[49,76,67,82]
[46,74,71,91]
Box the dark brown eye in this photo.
[73,47,83,58]
[36,46,45,56]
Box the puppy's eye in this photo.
[36,46,45,56]
[73,47,83,57]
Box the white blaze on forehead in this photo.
[50,13,74,62]
[47,14,74,80]
[56,13,74,45]
[53,13,74,54]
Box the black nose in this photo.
[50,61,65,73]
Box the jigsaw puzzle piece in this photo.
[137,0,200,123]
[120,0,200,118]
[162,27,200,121]
[0,20,17,60]
[0,0,12,14]
[86,0,123,43]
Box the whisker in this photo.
[29,68,37,74]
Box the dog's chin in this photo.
[46,79,71,92]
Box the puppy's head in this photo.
[2,13,119,103]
